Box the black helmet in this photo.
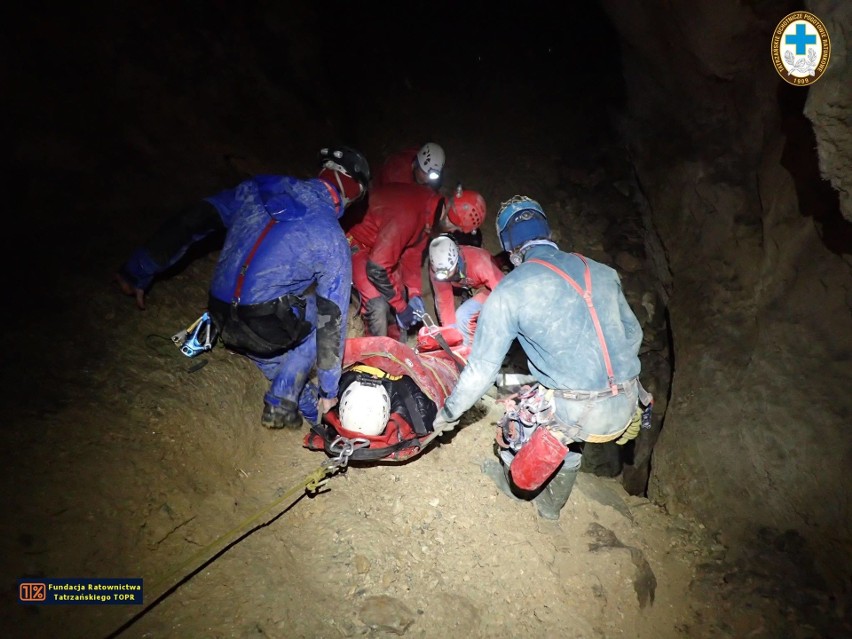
[318,146,371,189]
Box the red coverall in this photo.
[373,147,418,187]
[431,245,504,344]
[347,183,444,336]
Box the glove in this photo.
[396,303,418,329]
[615,406,643,445]
[409,296,426,318]
[432,407,460,433]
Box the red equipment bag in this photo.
[415,325,463,352]
[509,426,568,491]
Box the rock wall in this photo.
[806,2,852,222]
[601,0,852,588]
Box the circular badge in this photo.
[772,11,831,86]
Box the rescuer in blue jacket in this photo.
[116,146,371,429]
[433,195,645,520]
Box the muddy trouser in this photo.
[211,295,321,424]
[351,245,403,337]
[551,379,640,470]
[500,380,640,474]
[499,380,639,518]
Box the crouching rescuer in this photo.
[432,195,651,520]
[116,146,371,430]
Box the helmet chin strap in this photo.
[510,239,557,266]
[331,170,354,208]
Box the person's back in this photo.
[373,147,418,187]
[434,195,645,522]
[116,145,372,431]
[373,143,445,190]
[208,175,349,305]
[455,245,503,293]
[486,243,641,391]
[347,182,440,252]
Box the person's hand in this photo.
[319,396,338,418]
[432,408,460,433]
[396,303,417,330]
[409,296,426,318]
[615,406,643,445]
[114,272,146,310]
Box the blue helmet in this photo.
[495,196,550,253]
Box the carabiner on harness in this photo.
[326,435,370,470]
[172,312,215,358]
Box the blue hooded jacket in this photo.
[122,175,351,397]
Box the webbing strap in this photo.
[232,219,277,305]
[434,331,465,372]
[398,384,429,436]
[350,364,402,381]
[528,255,619,396]
[320,179,342,213]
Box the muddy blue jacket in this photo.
[121,175,351,396]
[442,243,642,420]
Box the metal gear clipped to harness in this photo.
[496,384,556,452]
[172,312,216,358]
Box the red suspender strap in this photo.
[232,219,277,305]
[528,255,619,395]
[320,179,341,211]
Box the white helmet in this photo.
[338,379,391,436]
[416,143,445,182]
[429,235,460,281]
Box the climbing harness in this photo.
[171,312,215,358]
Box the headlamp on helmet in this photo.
[318,146,371,190]
[417,143,445,183]
[429,235,461,281]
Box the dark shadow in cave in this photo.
[778,81,850,256]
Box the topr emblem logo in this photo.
[772,11,831,86]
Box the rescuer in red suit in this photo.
[346,183,445,337]
[373,143,445,190]
[428,234,505,345]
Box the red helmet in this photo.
[447,186,486,233]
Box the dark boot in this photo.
[481,459,523,502]
[534,467,578,520]
[261,400,302,430]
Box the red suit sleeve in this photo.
[465,247,506,292]
[430,274,458,325]
[400,235,427,298]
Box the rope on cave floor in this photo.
[101,461,341,639]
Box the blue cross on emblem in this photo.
[785,23,817,55]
